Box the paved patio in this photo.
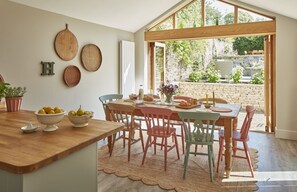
[238,111,266,132]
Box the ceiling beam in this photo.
[145,20,275,41]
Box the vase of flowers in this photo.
[157,83,178,104]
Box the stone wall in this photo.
[178,82,264,112]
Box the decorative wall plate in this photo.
[81,44,102,71]
[63,65,81,87]
[54,24,78,61]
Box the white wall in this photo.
[275,16,297,140]
[0,1,134,120]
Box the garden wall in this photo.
[178,82,264,112]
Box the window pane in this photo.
[238,8,272,23]
[176,0,202,29]
[150,16,173,31]
[205,0,234,26]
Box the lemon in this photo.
[48,109,55,114]
[54,107,62,114]
[38,109,46,114]
[68,110,76,116]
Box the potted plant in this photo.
[4,85,26,112]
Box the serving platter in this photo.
[63,65,81,87]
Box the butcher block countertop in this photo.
[0,110,123,174]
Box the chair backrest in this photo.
[174,95,193,102]
[99,94,123,120]
[140,106,173,136]
[107,103,135,130]
[178,111,220,144]
[197,98,228,104]
[240,105,255,139]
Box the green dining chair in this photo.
[99,94,123,120]
[178,111,220,182]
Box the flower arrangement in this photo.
[158,83,179,96]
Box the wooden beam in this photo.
[234,6,238,24]
[201,0,205,27]
[145,21,276,42]
[270,35,276,132]
[264,36,270,132]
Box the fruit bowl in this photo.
[68,111,94,127]
[35,111,66,132]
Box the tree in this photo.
[233,36,264,55]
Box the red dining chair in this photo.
[107,102,144,161]
[216,105,256,177]
[140,106,180,171]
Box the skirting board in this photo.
[275,129,297,141]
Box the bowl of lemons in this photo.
[67,106,94,127]
[35,106,65,132]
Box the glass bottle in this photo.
[138,85,144,100]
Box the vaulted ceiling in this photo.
[9,0,297,33]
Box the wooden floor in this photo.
[97,132,297,192]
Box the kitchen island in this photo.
[0,110,123,192]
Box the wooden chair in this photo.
[107,103,144,161]
[167,95,194,154]
[216,105,256,177]
[178,111,220,181]
[140,106,180,171]
[99,94,123,121]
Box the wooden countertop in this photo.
[0,110,124,174]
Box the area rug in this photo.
[98,139,258,192]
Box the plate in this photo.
[175,104,200,109]
[63,65,81,87]
[21,126,38,133]
[210,107,232,113]
[81,44,102,72]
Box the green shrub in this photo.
[205,68,221,83]
[232,66,243,83]
[251,70,264,84]
[189,71,204,82]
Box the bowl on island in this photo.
[35,111,66,132]
[68,111,94,127]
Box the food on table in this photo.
[76,105,84,116]
[143,95,154,102]
[179,100,192,106]
[68,106,92,117]
[38,106,64,114]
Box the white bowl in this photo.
[68,112,93,127]
[35,111,66,132]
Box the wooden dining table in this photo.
[107,99,241,178]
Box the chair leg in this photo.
[154,136,157,155]
[138,128,145,152]
[180,125,185,154]
[210,144,215,167]
[128,130,132,162]
[174,133,180,160]
[109,133,117,157]
[208,146,213,182]
[216,137,224,173]
[164,137,168,171]
[123,130,126,148]
[142,136,151,165]
[243,142,254,177]
[183,143,190,179]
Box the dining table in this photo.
[107,99,241,178]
